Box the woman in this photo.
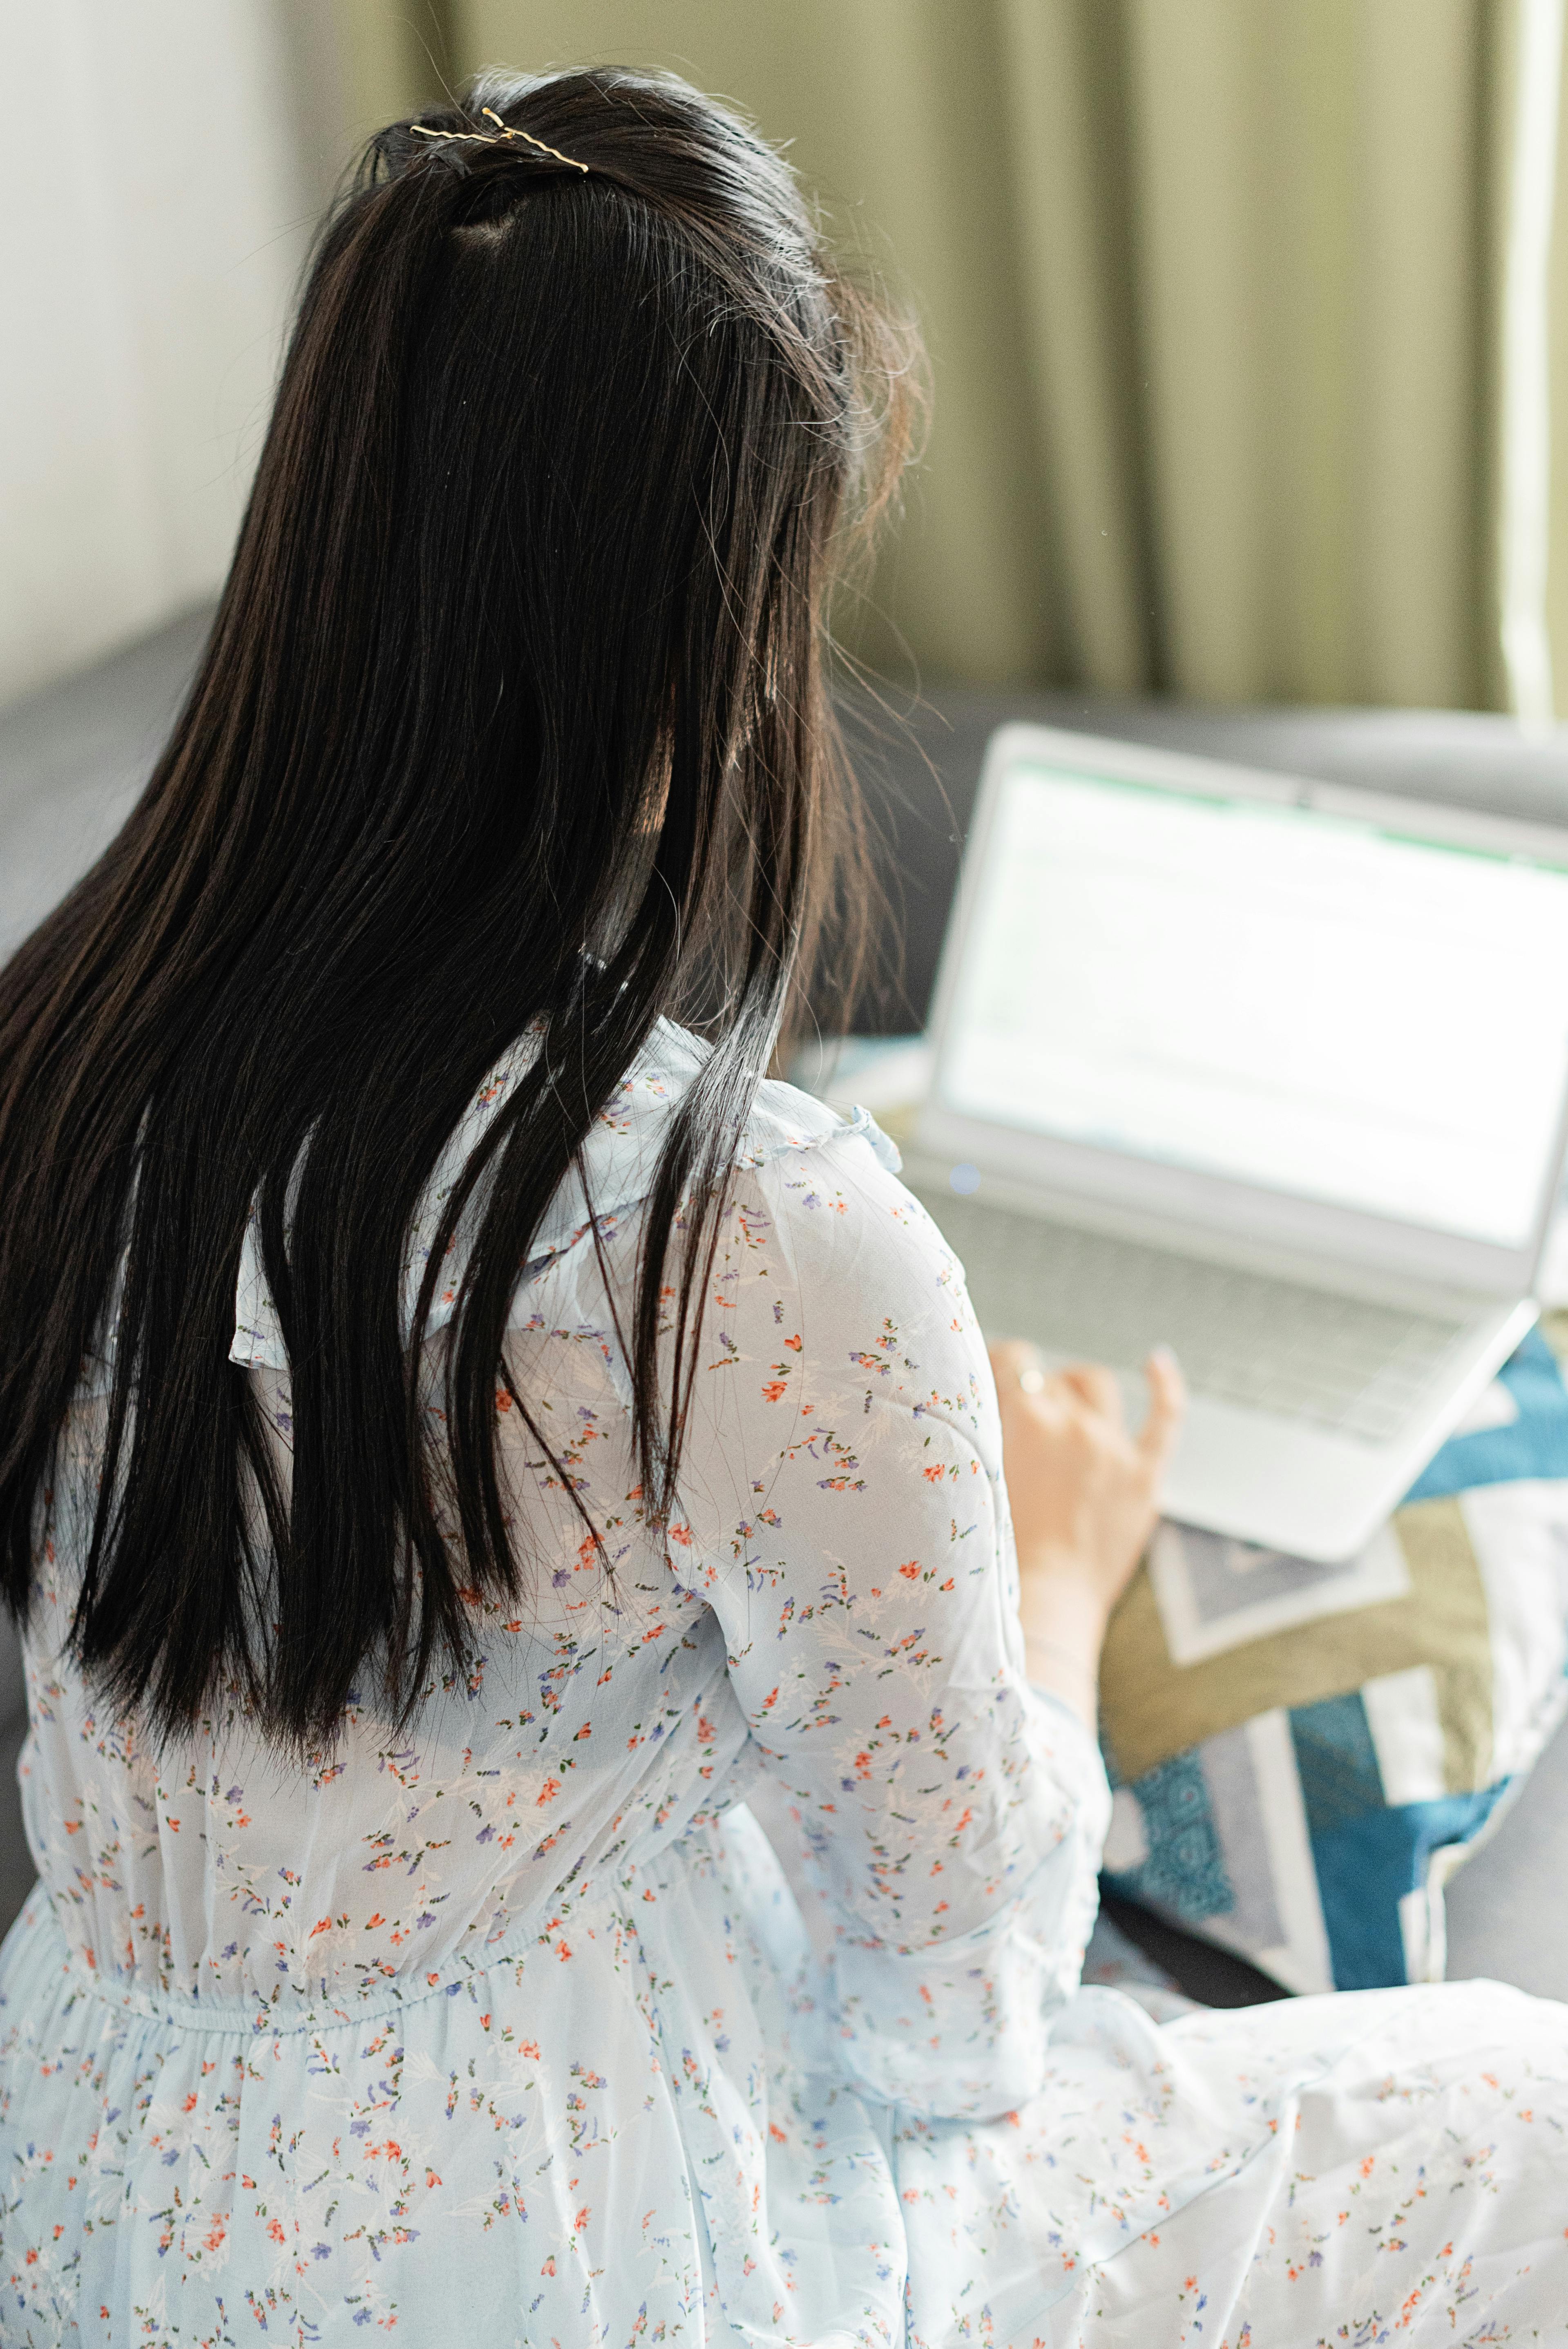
[1,66,1565,2347]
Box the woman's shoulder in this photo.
[588,1016,903,1188]
[229,1020,910,1369]
[527,1018,913,1279]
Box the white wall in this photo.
[0,2,329,709]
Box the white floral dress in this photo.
[4,1020,1568,2347]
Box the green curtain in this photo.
[325,0,1568,714]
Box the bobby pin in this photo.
[409,106,590,174]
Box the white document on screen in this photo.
[940,769,1568,1254]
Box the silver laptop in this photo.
[903,724,1568,1563]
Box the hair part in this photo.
[0,67,920,1748]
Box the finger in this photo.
[1056,1361,1124,1424]
[1136,1346,1187,1470]
[988,1338,1048,1396]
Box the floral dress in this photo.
[4,1020,1568,2347]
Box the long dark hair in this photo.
[0,68,916,1747]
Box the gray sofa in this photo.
[5,613,1568,2002]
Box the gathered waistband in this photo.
[6,1877,599,2041]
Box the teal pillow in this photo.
[1099,1329,1568,1992]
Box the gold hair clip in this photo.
[409,105,589,174]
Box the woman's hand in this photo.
[988,1340,1186,1726]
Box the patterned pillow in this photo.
[1099,1325,1568,1992]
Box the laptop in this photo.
[901,724,1568,1563]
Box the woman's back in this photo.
[6,1021,1110,2338]
[28,1027,746,2021]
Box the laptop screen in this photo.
[936,761,1568,1250]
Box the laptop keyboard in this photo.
[905,1185,1467,1445]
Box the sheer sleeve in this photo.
[675,1124,1112,2121]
